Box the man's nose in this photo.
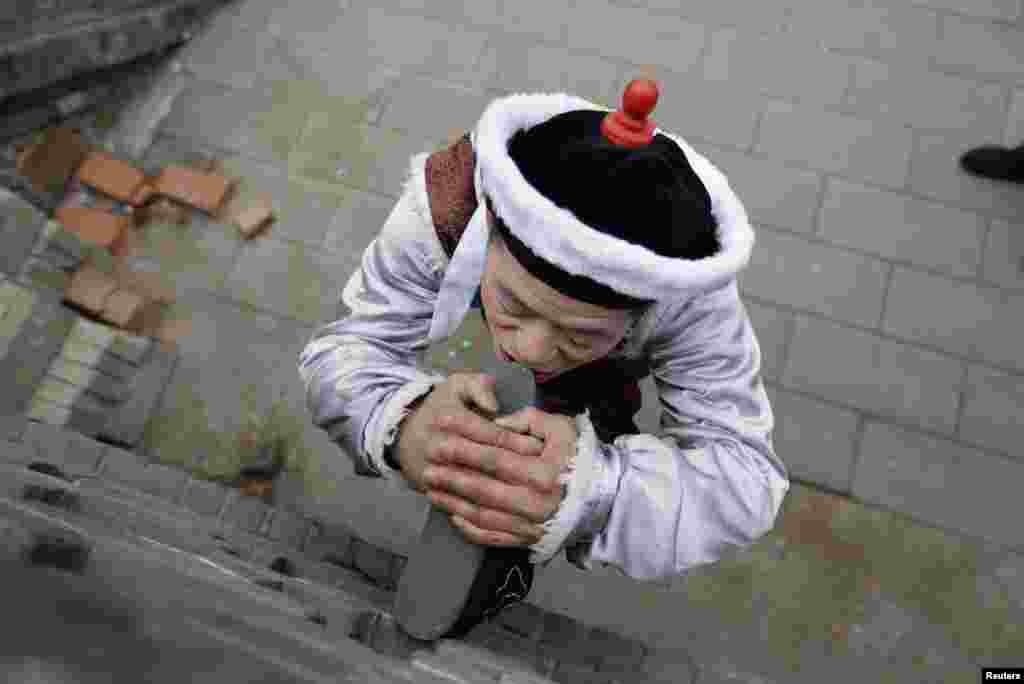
[516,321,559,367]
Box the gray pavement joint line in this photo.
[740,290,1023,381]
[976,216,995,285]
[761,376,1024,471]
[808,173,830,238]
[953,361,971,440]
[846,414,868,497]
[875,262,895,331]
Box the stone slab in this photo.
[855,420,1024,547]
[742,299,791,383]
[767,386,860,493]
[960,364,1024,456]
[222,490,272,533]
[981,219,1024,291]
[99,446,188,501]
[0,289,76,416]
[99,341,177,447]
[781,315,963,435]
[182,477,229,518]
[932,14,1024,84]
[818,179,986,279]
[265,508,313,549]
[643,76,763,152]
[22,420,103,477]
[756,101,913,190]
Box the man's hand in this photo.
[424,406,578,548]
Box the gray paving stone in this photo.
[65,403,110,439]
[477,35,622,104]
[908,0,1021,21]
[23,421,103,477]
[674,0,790,32]
[175,20,287,92]
[564,1,707,73]
[960,364,1024,456]
[818,179,985,278]
[854,420,1024,546]
[0,189,45,277]
[739,228,889,328]
[222,490,272,532]
[766,386,860,492]
[463,627,555,678]
[17,255,71,293]
[700,27,852,106]
[844,58,1008,139]
[350,537,400,588]
[312,6,489,86]
[0,414,27,443]
[1,440,32,464]
[304,520,356,566]
[376,0,505,32]
[182,477,229,517]
[224,236,359,325]
[755,101,913,189]
[99,446,190,500]
[781,316,963,434]
[159,79,298,164]
[882,268,1024,371]
[702,146,823,233]
[100,342,177,447]
[642,75,763,153]
[322,188,396,255]
[908,131,1024,221]
[0,292,76,416]
[379,76,491,143]
[981,219,1024,290]
[216,156,344,249]
[497,0,575,43]
[266,508,313,549]
[932,14,1024,84]
[742,300,791,383]
[1006,88,1024,145]
[493,601,546,640]
[787,0,940,67]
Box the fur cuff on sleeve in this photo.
[528,409,613,565]
[368,377,446,482]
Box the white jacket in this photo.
[299,137,790,583]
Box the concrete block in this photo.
[304,521,356,566]
[882,268,1023,370]
[99,341,177,446]
[181,477,228,517]
[702,146,823,234]
[908,131,1024,221]
[351,537,400,589]
[742,300,791,383]
[981,219,1024,291]
[99,447,187,501]
[265,508,313,549]
[740,229,889,328]
[782,316,963,434]
[0,414,28,443]
[701,27,851,106]
[565,3,706,73]
[23,420,103,477]
[845,58,1008,139]
[0,291,76,415]
[766,386,860,493]
[932,14,1024,84]
[755,101,913,189]
[221,490,271,532]
[855,421,1024,547]
[819,179,985,278]
[66,403,110,439]
[18,256,71,292]
[960,364,1024,456]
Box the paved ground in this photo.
[63,0,1024,680]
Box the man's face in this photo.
[479,208,633,383]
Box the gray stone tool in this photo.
[392,358,536,641]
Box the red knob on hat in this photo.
[601,79,659,148]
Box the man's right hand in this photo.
[394,373,545,495]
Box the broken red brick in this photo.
[100,289,153,331]
[148,316,191,345]
[151,165,235,214]
[233,198,275,239]
[65,265,118,314]
[15,127,92,196]
[75,151,149,204]
[113,262,175,304]
[109,225,140,258]
[55,206,131,249]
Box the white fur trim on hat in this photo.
[473,92,756,301]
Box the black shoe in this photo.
[960,144,1024,184]
[442,546,534,639]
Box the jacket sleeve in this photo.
[528,281,790,582]
[297,187,448,484]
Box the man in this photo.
[960,142,1024,184]
[298,80,790,638]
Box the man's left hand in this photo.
[423,407,577,548]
